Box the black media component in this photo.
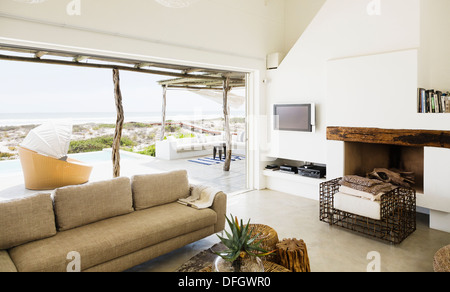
[298,165,326,178]
[279,165,298,174]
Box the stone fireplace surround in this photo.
[326,127,450,233]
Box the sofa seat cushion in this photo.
[9,202,217,272]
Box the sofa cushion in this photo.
[0,251,17,272]
[9,203,217,272]
[54,177,134,231]
[0,193,56,250]
[131,170,190,210]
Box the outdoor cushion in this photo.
[131,170,190,210]
[0,193,56,250]
[54,177,134,231]
[9,202,217,272]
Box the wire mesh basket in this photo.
[319,178,416,244]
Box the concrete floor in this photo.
[129,189,450,272]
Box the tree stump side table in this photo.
[276,238,311,272]
[248,224,279,263]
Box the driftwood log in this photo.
[367,168,415,187]
[276,238,310,272]
[160,84,167,141]
[222,77,232,171]
[112,68,124,178]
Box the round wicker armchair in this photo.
[18,146,93,190]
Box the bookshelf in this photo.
[417,88,450,113]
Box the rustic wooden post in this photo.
[276,238,311,272]
[112,68,124,178]
[223,77,232,171]
[160,85,167,141]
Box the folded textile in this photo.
[178,185,221,209]
[339,185,384,201]
[341,175,382,187]
[339,180,394,196]
[334,192,381,220]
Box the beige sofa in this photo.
[0,170,226,272]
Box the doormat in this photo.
[188,155,245,166]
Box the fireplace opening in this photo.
[344,142,424,192]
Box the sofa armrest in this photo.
[0,250,17,272]
[210,191,227,233]
[188,184,227,233]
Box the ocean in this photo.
[0,111,245,127]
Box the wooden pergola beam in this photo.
[0,53,230,81]
[34,51,47,59]
[158,76,244,87]
[183,68,204,74]
[164,85,225,91]
[134,62,154,69]
[73,55,89,63]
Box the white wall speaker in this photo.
[266,52,283,70]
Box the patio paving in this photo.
[0,151,247,201]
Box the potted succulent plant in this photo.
[214,214,274,272]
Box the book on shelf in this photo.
[418,88,450,113]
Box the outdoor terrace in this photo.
[0,150,246,201]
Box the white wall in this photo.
[327,50,424,129]
[283,0,326,54]
[419,0,450,91]
[264,0,421,164]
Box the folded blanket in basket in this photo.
[339,176,394,196]
[334,192,381,220]
[178,185,221,209]
[341,175,382,187]
[339,185,384,201]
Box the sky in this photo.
[0,60,245,115]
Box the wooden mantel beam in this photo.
[327,127,450,149]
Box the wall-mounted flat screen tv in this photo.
[274,104,314,132]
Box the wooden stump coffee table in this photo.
[276,238,311,272]
[248,224,280,263]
